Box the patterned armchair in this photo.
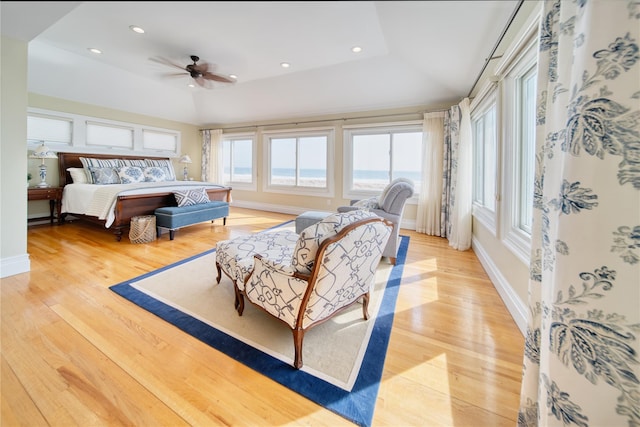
[337,177,414,264]
[215,210,392,368]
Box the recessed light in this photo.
[129,25,145,34]
[352,46,362,53]
[280,62,291,68]
[187,83,195,88]
[229,74,237,79]
[88,48,102,54]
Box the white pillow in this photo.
[67,167,88,184]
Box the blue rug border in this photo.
[110,228,409,427]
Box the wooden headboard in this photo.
[58,152,172,187]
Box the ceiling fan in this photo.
[151,55,235,88]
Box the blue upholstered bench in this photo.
[155,201,229,240]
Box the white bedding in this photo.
[62,181,228,228]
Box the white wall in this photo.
[1,36,30,278]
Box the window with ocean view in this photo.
[222,136,255,189]
[343,124,422,199]
[264,128,334,196]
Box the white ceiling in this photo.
[1,1,520,126]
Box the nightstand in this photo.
[28,187,63,225]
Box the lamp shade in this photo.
[30,144,57,159]
[179,154,192,164]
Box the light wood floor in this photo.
[2,207,524,426]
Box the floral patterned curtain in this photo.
[518,1,640,426]
[200,129,222,182]
[438,98,473,250]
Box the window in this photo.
[27,113,72,147]
[142,129,178,152]
[222,134,256,190]
[497,21,539,264]
[471,85,498,233]
[264,128,333,196]
[517,65,537,235]
[86,121,134,149]
[27,108,181,156]
[343,123,422,200]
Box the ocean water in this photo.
[227,167,420,181]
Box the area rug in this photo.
[110,222,409,427]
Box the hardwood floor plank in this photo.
[1,207,525,426]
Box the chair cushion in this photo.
[292,210,378,274]
[216,230,299,289]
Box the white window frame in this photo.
[27,113,73,148]
[495,13,540,264]
[27,108,181,157]
[221,132,257,191]
[471,82,500,235]
[262,127,334,197]
[342,121,422,202]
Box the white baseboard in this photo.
[471,236,527,336]
[1,254,31,278]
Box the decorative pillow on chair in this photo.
[116,166,145,184]
[174,187,210,207]
[143,166,167,182]
[89,166,121,185]
[353,197,379,210]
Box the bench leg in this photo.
[169,230,175,240]
[223,217,227,225]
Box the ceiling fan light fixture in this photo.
[129,25,145,34]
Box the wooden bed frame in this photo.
[58,152,232,241]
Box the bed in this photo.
[58,152,232,241]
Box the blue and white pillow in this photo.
[79,157,123,183]
[145,159,176,181]
[121,159,147,168]
[116,166,145,184]
[89,166,121,185]
[143,166,167,182]
[174,187,210,207]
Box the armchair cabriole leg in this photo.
[389,257,396,265]
[292,328,305,369]
[362,293,370,320]
[215,263,222,283]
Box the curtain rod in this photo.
[200,108,449,132]
[467,0,524,98]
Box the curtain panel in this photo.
[518,1,640,426]
[201,129,222,182]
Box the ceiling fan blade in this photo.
[194,76,210,88]
[202,72,235,83]
[149,56,186,71]
[190,61,210,74]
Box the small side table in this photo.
[28,187,63,225]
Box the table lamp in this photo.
[29,143,58,188]
[179,154,192,181]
